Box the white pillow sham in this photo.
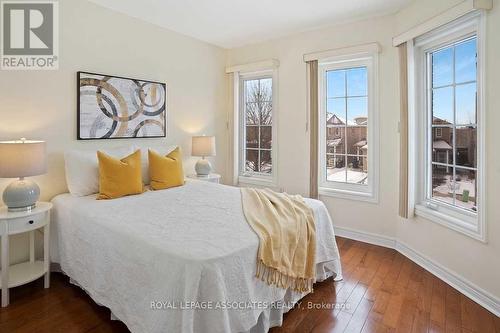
[64,146,135,197]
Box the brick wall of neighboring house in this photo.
[456,127,477,168]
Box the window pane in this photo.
[455,38,476,84]
[432,148,452,165]
[427,35,480,217]
[245,103,259,125]
[454,168,477,212]
[327,98,346,121]
[456,83,476,125]
[347,97,367,124]
[241,76,273,178]
[327,70,346,98]
[432,47,453,87]
[432,126,451,141]
[347,156,368,185]
[347,67,367,96]
[259,102,272,125]
[431,163,454,206]
[245,149,259,173]
[346,127,367,155]
[260,150,272,174]
[246,126,258,148]
[326,126,345,154]
[260,126,272,149]
[245,78,272,103]
[432,86,453,124]
[455,126,476,168]
[245,78,273,125]
[259,78,273,102]
[245,80,259,103]
[432,127,453,164]
[326,155,345,183]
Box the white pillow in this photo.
[136,145,177,184]
[64,146,135,196]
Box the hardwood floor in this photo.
[0,237,498,333]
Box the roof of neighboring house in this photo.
[354,140,367,147]
[354,117,368,126]
[433,116,452,125]
[433,140,452,150]
[327,138,342,147]
[327,113,356,126]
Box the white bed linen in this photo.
[51,180,342,333]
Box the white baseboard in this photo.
[334,226,396,249]
[333,226,500,317]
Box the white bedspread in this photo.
[51,180,342,333]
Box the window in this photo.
[238,70,277,184]
[318,50,379,202]
[429,37,478,212]
[413,12,485,241]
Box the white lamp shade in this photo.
[192,136,216,157]
[0,140,47,178]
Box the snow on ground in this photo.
[432,175,476,210]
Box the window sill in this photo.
[319,187,378,203]
[238,175,277,188]
[414,204,486,243]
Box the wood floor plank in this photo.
[445,284,463,332]
[410,269,433,333]
[344,297,374,333]
[475,303,496,333]
[363,256,393,302]
[493,315,500,333]
[394,265,421,332]
[461,294,481,332]
[429,276,447,333]
[1,237,496,333]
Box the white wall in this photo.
[226,0,500,304]
[0,0,227,263]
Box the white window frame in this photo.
[318,50,379,203]
[411,12,486,242]
[237,69,278,187]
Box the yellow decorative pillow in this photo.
[97,150,143,200]
[149,147,185,190]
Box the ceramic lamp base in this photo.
[195,158,212,176]
[2,178,40,212]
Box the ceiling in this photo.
[88,0,413,48]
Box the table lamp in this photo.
[192,135,216,176]
[0,139,47,211]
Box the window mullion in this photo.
[257,79,262,173]
[344,73,348,183]
[452,45,457,206]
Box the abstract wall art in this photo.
[77,72,166,139]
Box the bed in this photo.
[50,180,342,333]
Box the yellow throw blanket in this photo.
[240,188,316,293]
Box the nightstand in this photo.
[186,173,221,184]
[0,202,52,307]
